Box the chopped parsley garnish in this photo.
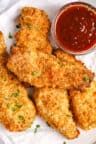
[11,106,17,111]
[7,104,10,108]
[18,115,25,121]
[34,124,40,133]
[26,23,32,29]
[3,77,6,81]
[7,103,22,111]
[15,103,22,109]
[8,32,13,39]
[83,75,90,82]
[66,114,71,117]
[14,103,22,110]
[57,59,63,67]
[1,76,6,81]
[26,23,39,30]
[31,71,41,77]
[16,24,20,29]
[11,89,20,97]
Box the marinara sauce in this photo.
[55,2,96,54]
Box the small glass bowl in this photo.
[51,2,96,55]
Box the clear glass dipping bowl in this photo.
[51,2,96,55]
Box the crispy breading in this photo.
[18,7,51,36]
[13,7,52,54]
[69,81,96,130]
[0,32,6,55]
[13,27,52,54]
[7,47,94,90]
[0,32,36,131]
[54,49,94,89]
[54,49,78,63]
[33,88,79,139]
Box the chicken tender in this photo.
[13,27,52,54]
[7,47,94,90]
[33,88,79,139]
[0,32,36,131]
[54,49,94,89]
[54,49,79,63]
[18,7,51,36]
[13,7,52,54]
[69,81,96,130]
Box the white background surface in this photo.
[0,0,96,144]
[0,0,18,14]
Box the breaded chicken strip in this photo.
[18,7,51,36]
[33,88,79,139]
[54,49,94,89]
[0,32,36,131]
[13,27,52,54]
[69,81,96,130]
[12,7,52,54]
[7,47,94,90]
[54,49,79,63]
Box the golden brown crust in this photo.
[54,49,78,63]
[7,47,94,90]
[69,81,96,130]
[0,32,36,131]
[0,32,6,55]
[54,49,94,90]
[33,88,79,139]
[18,7,51,36]
[13,27,52,54]
[13,7,52,54]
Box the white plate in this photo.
[0,0,96,144]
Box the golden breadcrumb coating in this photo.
[12,7,52,54]
[0,32,36,131]
[13,27,52,54]
[0,32,6,55]
[18,7,51,36]
[54,49,79,63]
[33,88,79,139]
[7,47,94,90]
[69,81,96,130]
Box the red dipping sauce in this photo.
[53,2,96,54]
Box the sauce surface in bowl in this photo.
[56,3,96,53]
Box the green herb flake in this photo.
[57,59,63,67]
[8,32,13,39]
[7,103,22,112]
[26,23,40,30]
[1,76,6,81]
[11,89,20,97]
[63,142,66,144]
[83,75,90,82]
[16,24,20,29]
[15,103,22,109]
[18,115,25,121]
[31,71,41,77]
[26,23,32,29]
[3,77,6,81]
[7,104,10,108]
[66,114,71,117]
[11,106,17,112]
[34,124,40,133]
